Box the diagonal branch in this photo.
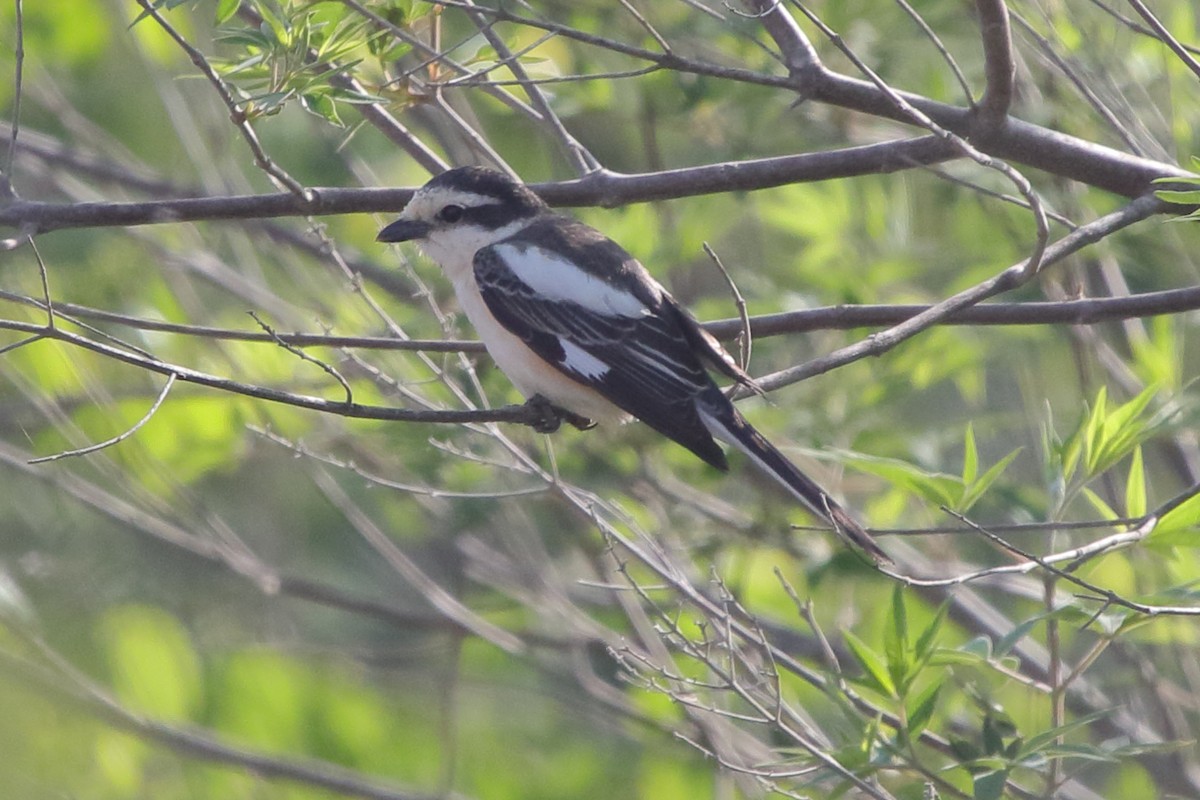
[748,191,1165,394]
[1124,0,1200,82]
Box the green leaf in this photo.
[1125,446,1146,518]
[973,769,1008,800]
[1018,709,1112,759]
[1081,487,1119,521]
[215,29,274,50]
[962,423,979,485]
[840,452,962,507]
[961,636,993,660]
[913,601,949,666]
[1151,490,1200,544]
[884,585,910,690]
[929,648,989,667]
[215,0,240,24]
[844,630,897,697]
[906,682,941,738]
[1106,740,1193,757]
[1155,189,1200,205]
[1034,743,1119,763]
[1057,410,1083,486]
[1092,384,1159,474]
[995,606,1077,657]
[994,616,1042,658]
[1083,386,1108,474]
[301,91,344,126]
[960,447,1022,511]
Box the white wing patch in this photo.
[493,243,649,317]
[558,339,611,379]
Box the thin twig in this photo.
[1124,0,1200,82]
[1086,0,1200,56]
[940,510,1200,616]
[0,315,541,425]
[703,242,752,372]
[747,192,1162,394]
[249,311,353,405]
[0,332,42,356]
[460,0,598,173]
[29,236,53,330]
[251,425,548,499]
[619,0,672,53]
[135,0,309,197]
[893,0,973,104]
[1,0,23,199]
[785,0,1048,277]
[920,163,1077,229]
[12,282,1200,350]
[337,0,543,120]
[29,373,177,464]
[312,468,527,653]
[441,65,661,89]
[1011,12,1146,156]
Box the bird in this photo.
[377,166,887,563]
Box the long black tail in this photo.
[697,394,889,564]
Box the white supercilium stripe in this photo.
[493,243,650,317]
[559,338,611,379]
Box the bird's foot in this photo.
[565,411,597,431]
[524,394,596,433]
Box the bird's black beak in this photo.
[377,218,432,243]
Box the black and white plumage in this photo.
[378,166,887,562]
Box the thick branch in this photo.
[974,0,1015,121]
[431,0,1193,198]
[0,138,959,232]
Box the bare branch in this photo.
[312,468,527,654]
[783,0,1049,276]
[974,0,1015,122]
[744,0,823,88]
[0,138,960,231]
[1,0,23,199]
[1124,0,1200,82]
[0,316,542,426]
[460,0,598,173]
[134,0,308,198]
[249,311,354,405]
[894,0,973,104]
[1011,12,1147,156]
[748,191,1164,394]
[28,373,176,464]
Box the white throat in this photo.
[417,219,532,284]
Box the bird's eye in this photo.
[438,204,464,223]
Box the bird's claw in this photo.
[524,394,595,433]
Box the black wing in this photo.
[474,225,730,470]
